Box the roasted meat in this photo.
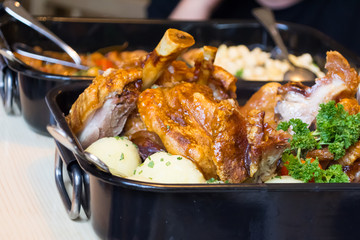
[138,82,218,179]
[276,51,360,126]
[137,82,288,182]
[240,82,282,128]
[123,112,166,161]
[241,51,360,129]
[106,50,148,69]
[155,46,237,100]
[245,110,290,182]
[66,68,142,148]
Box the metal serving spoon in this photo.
[252,7,317,82]
[47,125,110,174]
[3,0,82,65]
[13,43,89,70]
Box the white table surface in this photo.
[0,106,98,239]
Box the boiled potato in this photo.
[265,175,303,183]
[86,137,141,177]
[129,152,206,184]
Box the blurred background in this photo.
[20,0,150,18]
[13,0,360,56]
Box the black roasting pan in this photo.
[1,15,360,135]
[46,82,360,240]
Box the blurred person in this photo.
[147,0,360,56]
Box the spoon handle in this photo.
[47,125,110,173]
[13,43,89,70]
[252,7,289,60]
[3,0,82,65]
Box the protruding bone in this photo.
[142,28,195,90]
[194,46,217,85]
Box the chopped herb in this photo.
[139,170,143,175]
[133,170,136,175]
[207,178,216,183]
[206,178,224,184]
[166,161,171,166]
[160,158,164,162]
[235,68,244,78]
[114,136,120,140]
[148,160,154,168]
[149,177,153,180]
[275,176,282,179]
[177,157,182,160]
[166,125,170,130]
[120,153,124,160]
[126,144,128,147]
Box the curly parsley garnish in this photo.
[277,101,356,183]
[278,101,360,160]
[282,154,349,183]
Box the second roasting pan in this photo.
[1,16,360,135]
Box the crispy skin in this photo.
[246,110,290,182]
[193,46,217,85]
[106,50,148,69]
[344,160,360,182]
[338,98,360,115]
[181,48,203,67]
[156,61,237,100]
[138,82,254,182]
[66,68,142,136]
[318,51,359,97]
[240,82,282,128]
[210,66,237,99]
[123,112,166,161]
[138,83,217,179]
[155,60,195,87]
[276,51,360,126]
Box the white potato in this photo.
[265,175,303,183]
[129,152,206,184]
[86,137,141,177]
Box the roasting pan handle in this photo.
[0,66,20,115]
[55,140,90,220]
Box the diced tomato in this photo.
[94,58,115,71]
[280,161,289,175]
